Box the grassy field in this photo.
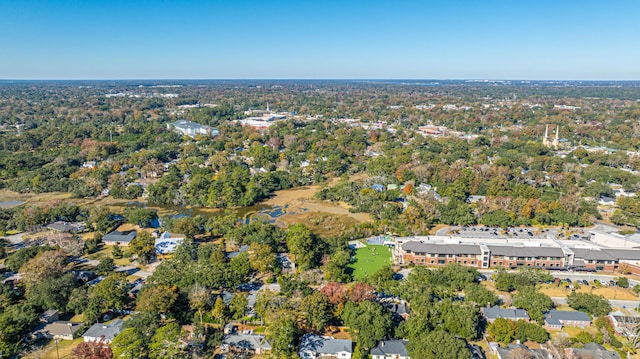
[23,337,83,359]
[539,283,639,301]
[349,244,392,280]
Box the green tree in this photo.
[248,242,277,274]
[616,277,629,288]
[267,312,299,359]
[465,283,499,306]
[149,322,185,359]
[125,208,158,228]
[567,292,611,317]
[407,330,471,359]
[129,231,155,265]
[488,318,516,344]
[512,287,553,323]
[300,291,332,333]
[229,292,248,320]
[111,327,145,359]
[136,285,179,315]
[26,272,76,311]
[286,223,323,270]
[87,273,130,321]
[95,257,115,275]
[211,297,227,324]
[342,300,391,351]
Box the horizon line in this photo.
[1,78,640,82]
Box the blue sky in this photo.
[1,0,639,80]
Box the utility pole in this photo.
[55,337,60,359]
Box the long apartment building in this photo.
[394,236,640,273]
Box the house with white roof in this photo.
[299,334,353,359]
[83,319,124,343]
[154,231,184,256]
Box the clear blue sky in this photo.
[1,0,639,80]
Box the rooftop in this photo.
[299,334,353,355]
[482,306,530,320]
[544,310,591,326]
[83,319,124,342]
[370,339,409,356]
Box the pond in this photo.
[0,200,24,208]
[110,201,305,225]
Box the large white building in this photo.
[167,120,219,138]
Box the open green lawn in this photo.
[349,244,393,280]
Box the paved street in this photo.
[551,296,638,309]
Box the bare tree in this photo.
[617,315,640,350]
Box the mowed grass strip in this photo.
[349,244,392,280]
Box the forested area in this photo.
[1,80,640,357]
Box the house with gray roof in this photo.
[47,221,85,232]
[496,344,549,359]
[371,339,409,359]
[481,306,530,323]
[43,321,82,340]
[299,334,353,359]
[565,343,620,359]
[102,230,137,246]
[544,309,591,330]
[83,319,124,343]
[222,333,271,355]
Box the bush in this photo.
[616,277,629,288]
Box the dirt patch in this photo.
[323,326,352,340]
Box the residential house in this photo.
[496,344,550,359]
[371,339,409,359]
[83,319,124,343]
[43,321,82,340]
[481,306,530,323]
[564,343,621,359]
[102,230,137,246]
[299,334,353,359]
[46,221,85,232]
[40,309,59,324]
[544,310,591,330]
[154,231,184,256]
[608,311,640,336]
[599,196,616,206]
[222,333,271,355]
[383,301,410,322]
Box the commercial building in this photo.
[167,120,219,138]
[393,234,640,273]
